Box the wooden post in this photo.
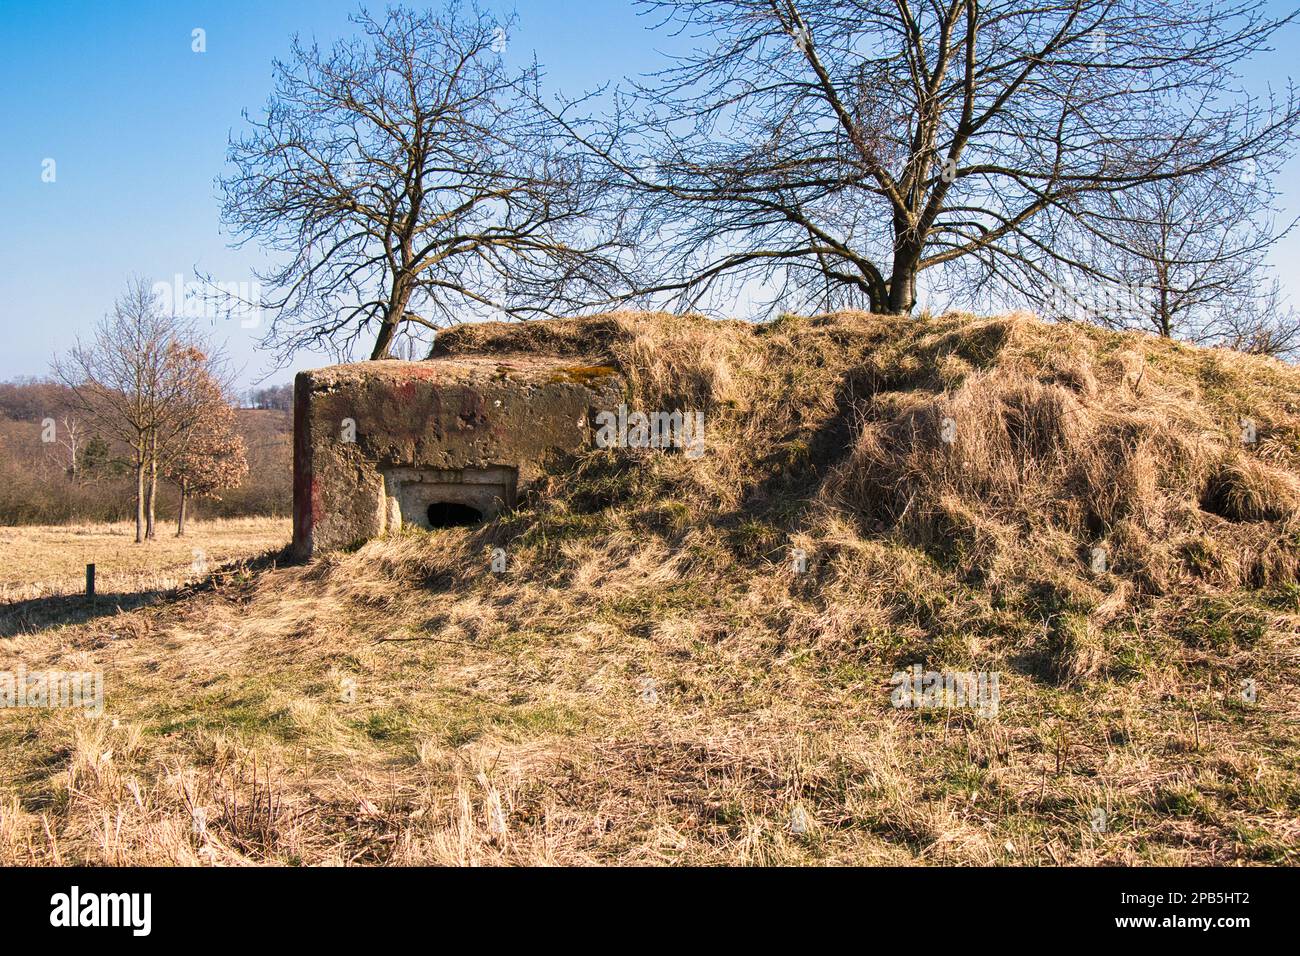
[86,563,95,599]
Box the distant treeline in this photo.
[0,378,295,419]
[244,382,293,412]
[0,378,292,526]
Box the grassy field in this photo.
[0,518,290,602]
[0,312,1297,866]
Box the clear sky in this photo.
[2,0,1298,390]
[0,0,668,390]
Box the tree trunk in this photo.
[370,285,412,360]
[885,252,920,315]
[883,220,922,315]
[145,432,158,539]
[176,483,188,537]
[145,466,156,539]
[134,451,146,544]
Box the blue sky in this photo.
[0,0,666,389]
[2,1,1298,390]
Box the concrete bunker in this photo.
[292,354,623,559]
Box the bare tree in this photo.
[54,279,232,542]
[54,279,173,543]
[1032,166,1300,355]
[569,0,1299,317]
[219,3,630,362]
[43,415,82,481]
[1211,277,1300,358]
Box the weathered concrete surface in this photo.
[293,354,624,558]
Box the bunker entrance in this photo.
[382,465,516,531]
[426,502,483,527]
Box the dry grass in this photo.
[1,311,1297,866]
[0,517,290,602]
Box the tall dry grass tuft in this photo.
[1201,453,1300,523]
[817,316,1300,600]
[436,309,1300,686]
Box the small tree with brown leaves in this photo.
[164,379,248,536]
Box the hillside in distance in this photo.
[0,381,292,525]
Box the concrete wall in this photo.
[292,355,624,558]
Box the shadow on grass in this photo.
[0,590,168,637]
[0,545,294,639]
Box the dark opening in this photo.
[426,501,483,528]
